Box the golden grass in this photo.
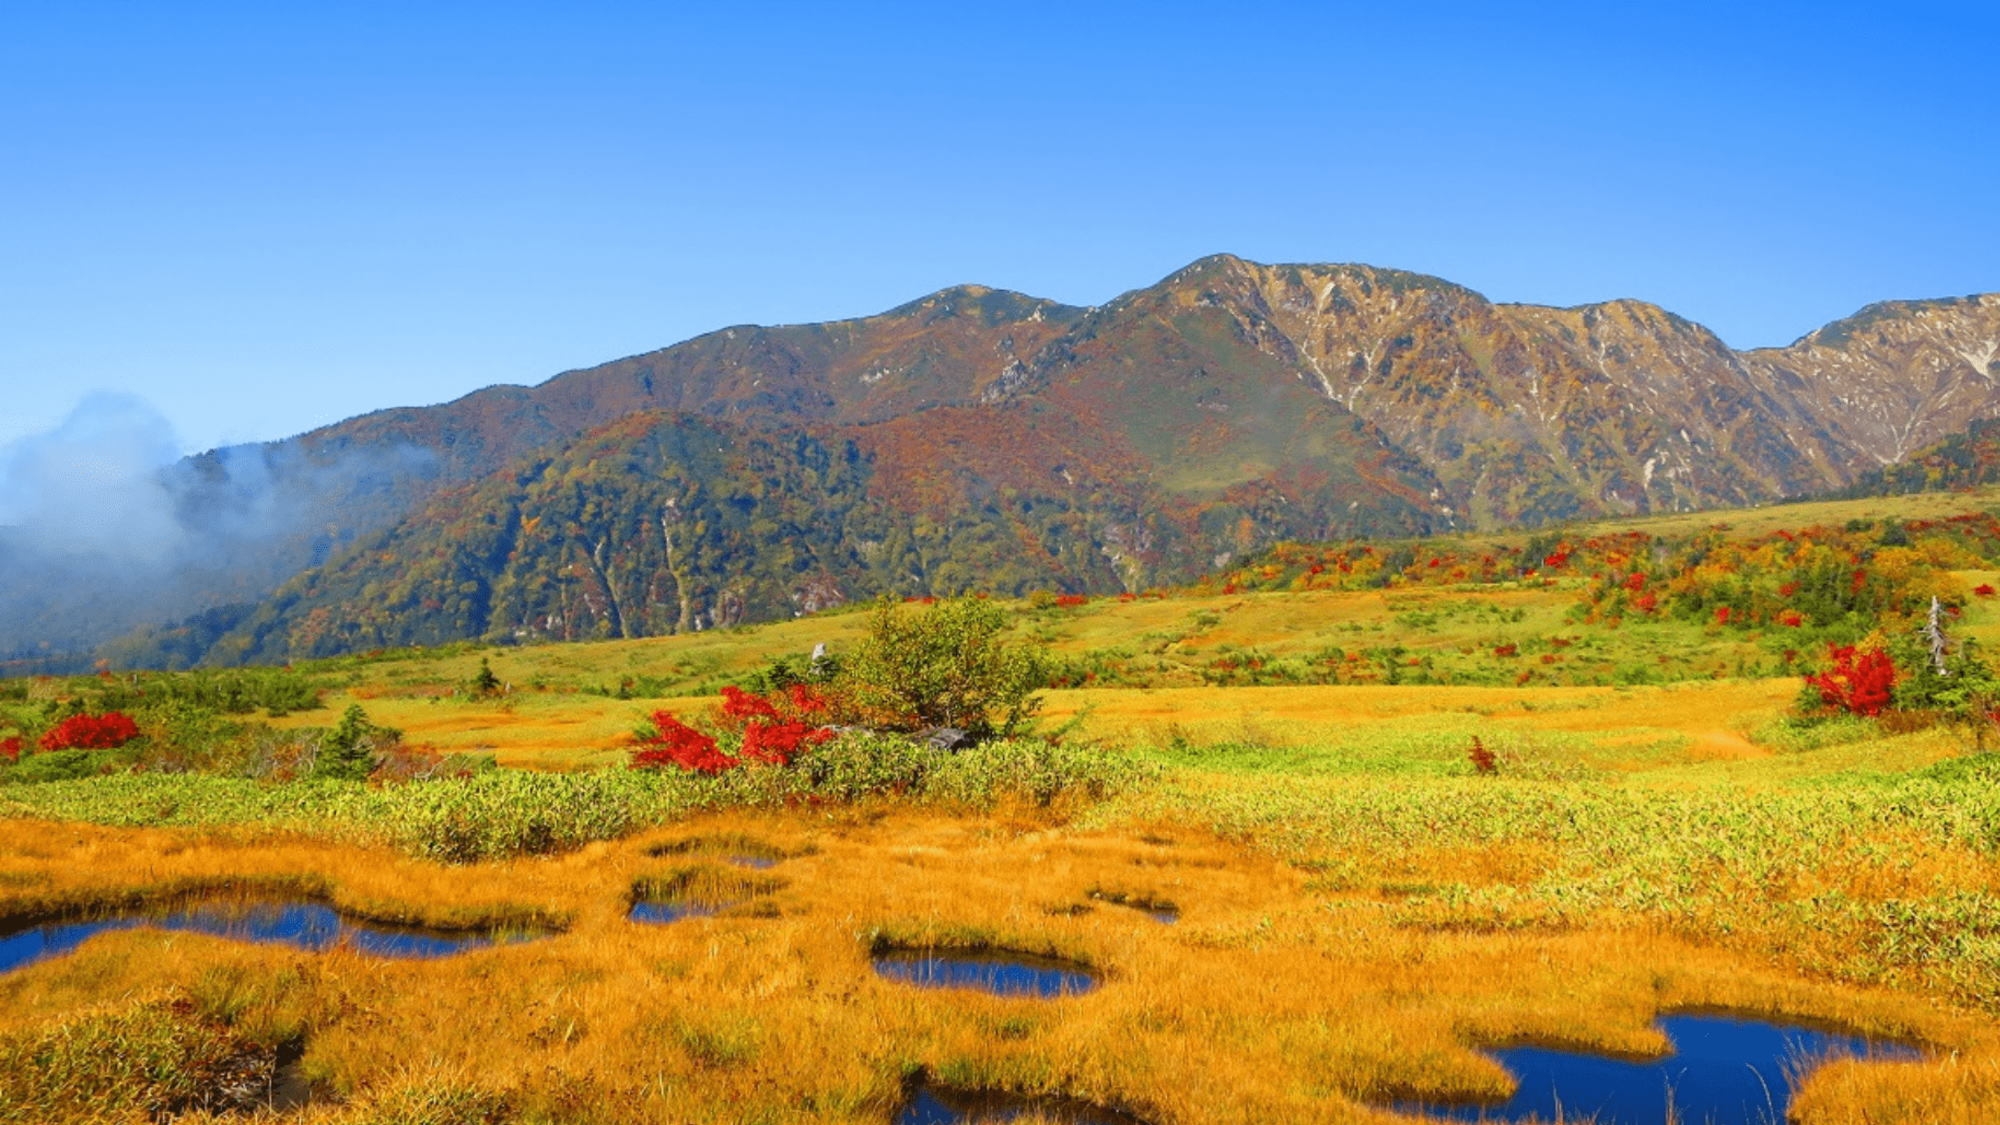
[3,809,1997,1123]
[287,674,1869,777]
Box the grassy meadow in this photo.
[7,490,2000,1121]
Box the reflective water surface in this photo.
[0,898,542,974]
[627,900,722,924]
[872,949,1099,997]
[1401,1013,1923,1125]
[897,1084,1148,1125]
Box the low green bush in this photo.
[0,734,1152,862]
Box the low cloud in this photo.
[0,392,437,662]
[0,392,187,561]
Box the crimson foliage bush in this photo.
[630,685,833,774]
[1804,645,1897,717]
[38,712,142,752]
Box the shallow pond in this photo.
[627,900,723,924]
[1086,893,1177,925]
[897,1084,1148,1125]
[0,898,542,974]
[1400,1013,1923,1125]
[873,949,1099,998]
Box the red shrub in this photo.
[1806,645,1897,717]
[635,685,835,773]
[0,737,20,762]
[1777,609,1805,628]
[1623,572,1647,592]
[1053,594,1089,608]
[723,684,832,765]
[38,712,141,751]
[630,712,736,774]
[1714,606,1733,625]
[1468,736,1498,775]
[1492,644,1518,658]
[1977,584,1997,598]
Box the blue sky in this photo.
[2,2,1995,454]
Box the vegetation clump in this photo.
[841,596,1051,738]
[309,705,401,782]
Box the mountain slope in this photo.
[1742,294,2000,465]
[24,256,2000,667]
[185,393,1449,662]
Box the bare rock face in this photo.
[1741,294,2000,466]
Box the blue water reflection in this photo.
[897,1084,1145,1124]
[627,900,721,924]
[1403,1013,1922,1124]
[0,899,536,974]
[873,950,1099,997]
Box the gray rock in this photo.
[921,727,974,751]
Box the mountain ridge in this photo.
[10,255,2000,666]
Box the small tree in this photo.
[311,704,399,781]
[839,596,1050,738]
[470,658,502,697]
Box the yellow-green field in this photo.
[8,487,2000,1122]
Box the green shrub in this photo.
[0,747,127,785]
[920,738,1153,807]
[310,705,401,782]
[837,596,1051,737]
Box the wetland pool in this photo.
[873,949,1099,997]
[0,897,544,974]
[897,1084,1148,1125]
[1398,1013,1923,1125]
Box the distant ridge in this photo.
[10,255,1998,667]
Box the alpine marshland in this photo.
[12,474,2000,1123]
[6,7,2000,1124]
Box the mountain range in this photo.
[8,254,1999,668]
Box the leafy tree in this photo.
[838,597,1050,738]
[311,704,399,781]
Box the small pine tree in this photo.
[311,704,396,781]
[471,658,501,696]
